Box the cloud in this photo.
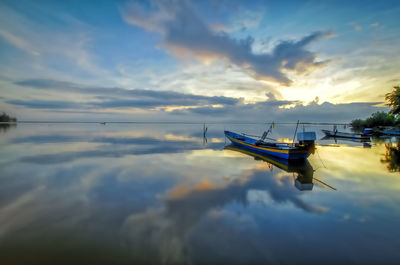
[12,78,239,109]
[9,77,387,122]
[10,78,387,122]
[122,165,324,263]
[7,99,83,109]
[211,8,265,33]
[0,3,108,78]
[18,135,222,164]
[173,100,386,123]
[0,28,39,56]
[122,0,331,85]
[349,22,362,31]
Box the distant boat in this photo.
[224,130,311,160]
[320,135,370,143]
[378,128,400,136]
[321,129,370,139]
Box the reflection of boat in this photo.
[225,144,336,191]
[224,130,310,160]
[320,135,370,143]
[224,145,314,190]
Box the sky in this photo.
[0,0,399,122]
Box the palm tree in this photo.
[385,86,400,115]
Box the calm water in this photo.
[1,123,400,265]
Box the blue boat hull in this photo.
[224,131,310,160]
[380,130,400,136]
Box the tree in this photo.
[385,86,400,115]
[0,112,17,122]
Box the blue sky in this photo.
[0,0,399,121]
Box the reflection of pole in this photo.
[313,177,336,190]
[203,123,208,145]
[292,120,300,146]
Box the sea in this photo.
[0,122,399,265]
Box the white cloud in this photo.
[122,0,331,85]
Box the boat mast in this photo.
[291,120,300,146]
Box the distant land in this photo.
[0,112,17,122]
[351,86,400,130]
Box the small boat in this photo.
[224,130,311,160]
[379,128,400,136]
[321,129,370,139]
[320,135,370,143]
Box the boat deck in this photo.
[224,130,310,160]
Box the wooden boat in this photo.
[321,129,370,139]
[224,130,311,160]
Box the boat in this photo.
[321,129,370,139]
[224,130,311,160]
[378,128,400,136]
[320,135,370,143]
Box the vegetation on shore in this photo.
[351,111,397,130]
[351,86,400,130]
[0,112,17,122]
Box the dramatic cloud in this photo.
[122,167,324,264]
[122,0,331,85]
[12,78,238,109]
[172,100,385,123]
[9,78,386,122]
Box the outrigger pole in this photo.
[260,122,275,142]
[241,121,277,142]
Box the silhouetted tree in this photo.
[351,111,396,131]
[0,112,17,122]
[385,85,400,115]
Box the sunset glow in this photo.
[0,0,399,122]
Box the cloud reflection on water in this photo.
[122,158,325,264]
[1,124,400,264]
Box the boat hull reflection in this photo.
[225,144,314,191]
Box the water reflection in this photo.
[15,134,222,164]
[321,135,370,146]
[0,123,16,133]
[225,145,315,190]
[123,150,326,264]
[1,124,400,264]
[381,142,400,172]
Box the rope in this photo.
[316,147,327,169]
[241,133,277,142]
